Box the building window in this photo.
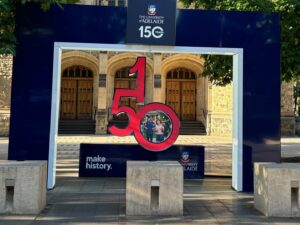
[167,68,196,80]
[115,67,136,79]
[62,66,93,78]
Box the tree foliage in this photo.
[0,0,79,55]
[180,0,300,84]
[0,0,16,55]
[202,55,232,86]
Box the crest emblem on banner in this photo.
[148,4,156,15]
[181,151,190,163]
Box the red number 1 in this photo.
[109,57,146,136]
[109,57,180,151]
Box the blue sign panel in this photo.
[126,0,176,45]
[10,4,281,192]
[79,144,205,179]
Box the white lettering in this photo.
[182,163,198,172]
[85,155,112,171]
[139,26,164,39]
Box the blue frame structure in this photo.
[9,4,281,192]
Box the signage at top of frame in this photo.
[126,0,177,46]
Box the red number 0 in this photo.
[109,57,180,151]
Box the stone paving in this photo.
[1,136,300,224]
[1,172,300,225]
[56,135,232,176]
[56,135,300,175]
[1,135,300,176]
[0,137,8,160]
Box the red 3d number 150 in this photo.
[109,57,180,151]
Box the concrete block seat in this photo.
[126,161,183,216]
[254,163,300,217]
[0,160,47,214]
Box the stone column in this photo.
[281,82,295,135]
[196,77,207,125]
[153,53,163,103]
[95,52,108,135]
[0,55,13,137]
[206,81,212,135]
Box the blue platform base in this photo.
[79,144,205,179]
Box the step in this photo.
[180,126,206,130]
[59,120,95,124]
[58,120,95,135]
[180,132,206,134]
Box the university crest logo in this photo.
[181,151,190,163]
[148,4,156,16]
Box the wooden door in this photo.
[166,81,181,117]
[60,79,93,120]
[77,80,93,119]
[60,79,77,119]
[166,80,196,120]
[60,66,94,120]
[181,81,196,120]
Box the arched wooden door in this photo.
[60,66,93,120]
[166,68,196,121]
[114,67,143,120]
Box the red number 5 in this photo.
[109,57,180,151]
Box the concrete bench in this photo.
[254,163,300,217]
[126,161,183,216]
[0,161,47,214]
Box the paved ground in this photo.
[0,138,8,160]
[1,136,300,224]
[1,135,233,175]
[1,173,300,224]
[281,136,300,158]
[55,135,232,175]
[1,135,300,175]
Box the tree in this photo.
[180,0,300,85]
[0,0,79,55]
[0,0,16,55]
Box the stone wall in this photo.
[207,81,296,137]
[78,0,125,6]
[208,83,232,137]
[78,0,96,5]
[0,55,12,136]
[281,82,295,136]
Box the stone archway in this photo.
[61,51,99,75]
[161,54,206,124]
[61,51,99,120]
